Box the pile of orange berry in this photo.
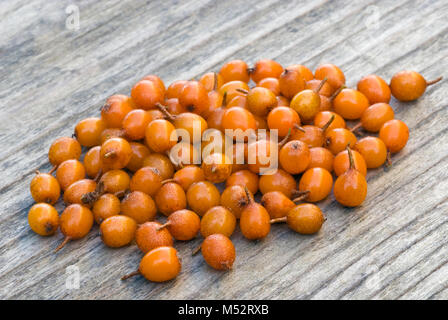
[28,59,442,282]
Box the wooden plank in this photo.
[0,0,447,299]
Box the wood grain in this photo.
[0,0,447,299]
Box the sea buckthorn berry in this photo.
[100,215,137,248]
[74,117,106,147]
[298,168,333,202]
[155,182,187,216]
[307,147,334,172]
[225,169,259,195]
[158,209,200,241]
[379,119,409,153]
[220,185,248,219]
[164,165,204,191]
[200,72,224,91]
[28,203,59,236]
[334,149,367,176]
[276,95,290,107]
[267,106,301,138]
[100,137,132,170]
[121,191,157,224]
[279,69,306,98]
[30,171,60,204]
[99,169,130,194]
[305,79,334,97]
[334,146,367,207]
[142,74,166,92]
[145,119,177,153]
[131,80,164,110]
[356,103,395,133]
[186,181,221,216]
[290,115,334,148]
[202,152,232,183]
[179,80,209,115]
[279,140,310,175]
[63,179,97,207]
[250,59,284,83]
[122,109,152,140]
[258,77,280,95]
[100,128,126,144]
[122,247,181,282]
[166,80,188,99]
[230,142,248,173]
[290,78,328,123]
[240,187,271,240]
[56,159,86,191]
[101,95,135,127]
[92,193,120,224]
[319,95,332,111]
[357,74,391,104]
[259,169,296,198]
[354,136,387,169]
[83,146,102,178]
[325,128,357,155]
[271,203,324,234]
[390,71,442,101]
[48,137,81,169]
[226,94,247,109]
[56,204,94,252]
[333,88,369,120]
[201,234,236,270]
[142,153,174,180]
[129,166,162,196]
[165,98,187,115]
[219,80,250,102]
[204,89,224,119]
[220,60,250,83]
[261,191,296,219]
[221,106,257,133]
[246,87,277,117]
[201,206,236,238]
[287,64,314,81]
[314,111,346,132]
[136,222,174,253]
[159,108,208,141]
[207,105,226,131]
[127,142,150,172]
[314,63,346,90]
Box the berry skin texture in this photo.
[298,168,333,202]
[354,137,388,169]
[83,146,102,178]
[333,88,369,120]
[136,222,174,254]
[56,204,94,251]
[142,153,174,181]
[202,152,232,183]
[334,147,368,207]
[357,74,391,104]
[28,203,59,236]
[186,181,221,216]
[162,209,201,241]
[92,193,121,224]
[325,128,357,155]
[240,188,270,240]
[225,169,259,195]
[56,159,86,191]
[314,64,345,90]
[138,247,181,282]
[220,185,249,219]
[122,109,152,140]
[131,80,164,110]
[279,69,306,99]
[99,169,130,194]
[360,103,395,133]
[286,203,325,234]
[179,81,209,115]
[247,87,277,117]
[127,142,151,172]
[155,182,187,216]
[261,191,295,219]
[48,137,82,167]
[100,215,137,248]
[221,107,257,133]
[100,137,132,170]
[121,191,157,224]
[250,59,284,83]
[201,234,236,270]
[201,206,236,238]
[307,147,334,172]
[333,149,367,177]
[279,140,311,175]
[30,171,61,205]
[145,119,177,153]
[101,95,135,128]
[290,89,322,123]
[379,119,409,153]
[129,167,162,197]
[74,117,106,147]
[220,60,250,83]
[267,106,301,138]
[259,169,296,198]
[63,179,97,207]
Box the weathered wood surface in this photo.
[1,0,447,300]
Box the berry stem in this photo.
[426,76,443,86]
[156,221,171,231]
[121,270,140,281]
[270,217,287,224]
[292,190,310,202]
[293,123,306,133]
[192,244,202,256]
[314,77,328,94]
[330,85,346,101]
[243,186,254,204]
[235,88,249,95]
[350,123,362,133]
[346,145,355,170]
[161,178,175,185]
[321,114,335,132]
[48,165,57,175]
[156,103,176,121]
[213,72,218,91]
[386,150,392,167]
[54,236,71,253]
[278,128,292,147]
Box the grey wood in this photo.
[0,0,447,300]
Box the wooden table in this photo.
[1,0,447,300]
